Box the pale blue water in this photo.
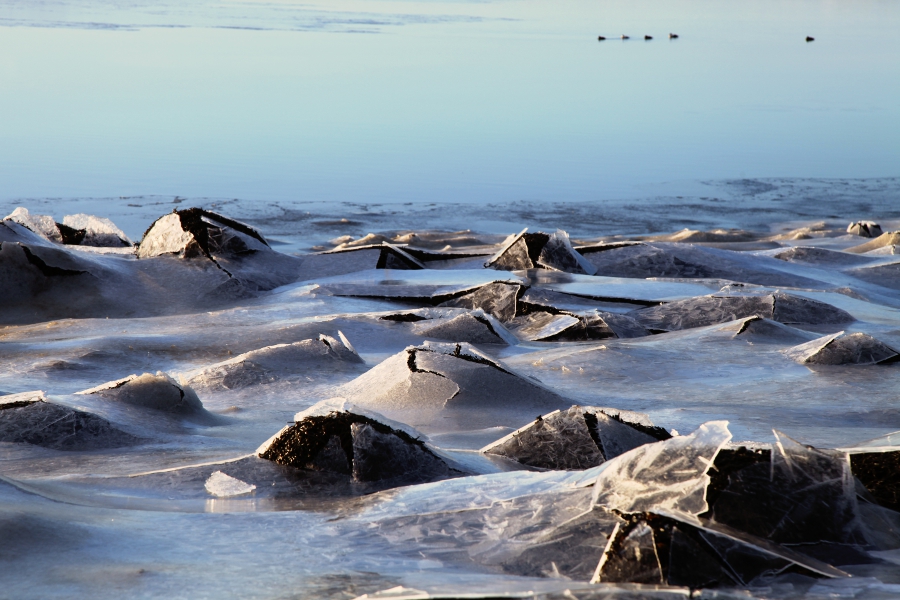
[0,0,898,206]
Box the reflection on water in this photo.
[0,0,897,205]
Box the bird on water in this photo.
[669,33,679,39]
[645,35,653,40]
[598,35,606,40]
[621,34,630,39]
[806,36,815,42]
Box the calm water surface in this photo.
[0,0,897,205]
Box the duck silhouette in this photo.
[598,35,606,41]
[645,35,653,40]
[621,34,630,40]
[669,33,679,39]
[806,36,815,42]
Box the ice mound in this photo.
[333,342,571,432]
[481,405,670,470]
[847,220,883,238]
[847,260,900,291]
[78,371,206,415]
[204,471,256,497]
[577,241,822,287]
[631,291,855,332]
[846,230,900,254]
[411,310,517,345]
[485,229,596,275]
[61,213,132,247]
[137,207,303,291]
[773,245,876,267]
[0,391,140,450]
[182,332,365,391]
[438,281,521,321]
[785,331,900,365]
[138,208,270,259]
[258,401,454,483]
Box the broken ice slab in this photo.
[180,332,366,391]
[587,421,732,518]
[509,309,649,341]
[332,341,571,437]
[437,281,521,322]
[258,400,457,484]
[706,431,869,548]
[576,241,826,288]
[294,244,425,282]
[847,221,884,238]
[784,331,900,365]
[311,268,527,306]
[849,451,900,513]
[3,207,68,243]
[519,287,645,315]
[846,231,900,254]
[411,309,518,345]
[136,207,305,291]
[630,291,855,332]
[715,315,820,344]
[480,405,670,470]
[532,272,723,305]
[484,229,596,275]
[78,371,210,417]
[0,391,141,450]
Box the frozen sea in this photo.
[2,1,900,599]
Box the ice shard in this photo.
[717,315,819,343]
[204,471,257,497]
[485,229,594,275]
[182,333,365,391]
[588,420,732,517]
[412,310,517,345]
[631,291,854,332]
[509,309,649,341]
[258,403,455,483]
[332,342,571,433]
[481,405,669,470]
[0,391,140,450]
[78,371,207,415]
[785,331,900,365]
[437,281,521,322]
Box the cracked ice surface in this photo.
[2,203,900,599]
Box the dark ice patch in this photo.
[850,451,900,512]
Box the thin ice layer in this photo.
[785,331,899,365]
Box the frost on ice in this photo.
[204,471,257,497]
